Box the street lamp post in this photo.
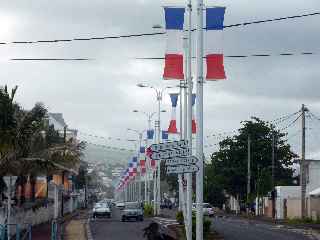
[127,128,146,203]
[137,83,172,215]
[133,110,166,204]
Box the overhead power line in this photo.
[278,113,302,132]
[135,52,317,60]
[10,58,92,61]
[0,11,318,46]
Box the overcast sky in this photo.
[1,0,320,159]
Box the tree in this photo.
[207,117,298,205]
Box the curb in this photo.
[86,218,93,240]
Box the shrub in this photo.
[176,210,184,225]
[192,215,212,240]
[144,203,154,217]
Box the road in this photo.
[89,206,152,240]
[212,216,317,240]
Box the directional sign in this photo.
[151,148,191,160]
[166,164,199,174]
[150,140,189,152]
[165,156,199,166]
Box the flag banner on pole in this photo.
[140,147,146,175]
[192,94,197,134]
[163,7,185,80]
[205,7,226,80]
[168,93,179,133]
[147,129,155,140]
[132,157,138,175]
[162,130,169,140]
[129,162,134,178]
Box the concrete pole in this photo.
[157,92,162,215]
[247,135,251,214]
[138,133,142,203]
[195,0,204,238]
[7,176,11,240]
[272,132,276,219]
[186,0,193,238]
[301,104,307,218]
[153,120,158,214]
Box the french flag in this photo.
[192,94,196,134]
[168,93,179,133]
[139,147,146,175]
[132,157,138,176]
[163,7,185,80]
[205,7,226,80]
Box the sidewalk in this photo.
[32,210,88,240]
[63,210,88,240]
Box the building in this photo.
[263,159,320,220]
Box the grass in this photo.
[286,217,320,225]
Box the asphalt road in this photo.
[212,216,316,240]
[90,206,152,240]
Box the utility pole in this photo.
[247,134,251,214]
[301,104,307,218]
[271,132,276,219]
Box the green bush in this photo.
[144,203,154,217]
[192,214,212,240]
[176,210,184,225]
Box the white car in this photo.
[192,203,214,217]
[93,203,111,218]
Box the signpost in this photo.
[149,140,189,152]
[151,148,191,160]
[165,156,198,166]
[167,165,199,174]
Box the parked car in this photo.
[116,201,125,210]
[192,203,214,217]
[121,202,144,222]
[93,203,111,218]
[160,199,173,209]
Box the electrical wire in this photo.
[0,11,318,46]
[278,113,302,132]
[269,111,301,125]
[82,140,134,152]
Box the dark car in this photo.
[160,199,173,209]
[121,202,144,222]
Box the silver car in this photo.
[121,202,144,222]
[93,203,111,218]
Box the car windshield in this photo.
[125,203,140,210]
[95,203,107,208]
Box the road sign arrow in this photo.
[151,148,191,160]
[149,140,189,152]
[166,164,199,174]
[165,156,199,166]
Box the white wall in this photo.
[275,186,301,219]
[307,160,320,194]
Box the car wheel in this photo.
[139,216,144,222]
[121,216,126,222]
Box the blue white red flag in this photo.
[205,7,226,80]
[163,7,185,80]
[147,129,154,140]
[192,94,196,134]
[168,93,179,133]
